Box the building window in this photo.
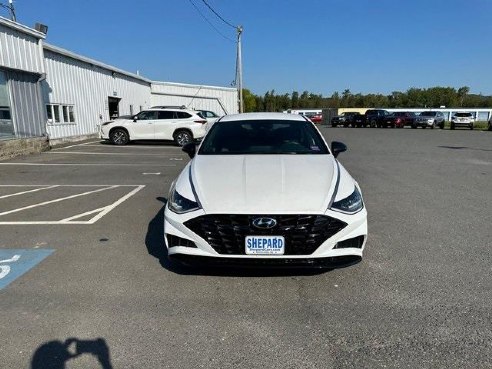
[46,104,76,124]
[68,106,75,122]
[53,105,60,123]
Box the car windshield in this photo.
[454,113,473,117]
[199,120,329,155]
[420,111,436,116]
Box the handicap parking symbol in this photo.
[0,249,54,290]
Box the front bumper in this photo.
[451,120,473,126]
[164,206,368,267]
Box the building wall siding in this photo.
[0,22,44,74]
[43,50,151,139]
[6,70,44,138]
[151,82,238,115]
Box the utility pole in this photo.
[0,0,16,21]
[236,25,243,113]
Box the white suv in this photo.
[100,108,207,146]
[450,112,475,130]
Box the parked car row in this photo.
[330,110,479,130]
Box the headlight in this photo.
[168,185,201,214]
[331,186,364,214]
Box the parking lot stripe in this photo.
[86,185,145,224]
[0,163,176,167]
[46,151,183,156]
[0,185,59,199]
[0,185,143,187]
[0,186,118,217]
[59,207,107,222]
[51,141,101,150]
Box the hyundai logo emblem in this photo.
[252,217,277,229]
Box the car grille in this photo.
[184,214,347,255]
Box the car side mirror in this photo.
[331,141,347,158]
[182,142,197,159]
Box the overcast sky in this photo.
[11,0,492,95]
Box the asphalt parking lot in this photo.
[0,128,491,368]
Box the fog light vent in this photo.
[334,235,365,249]
[166,234,197,248]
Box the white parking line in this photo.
[0,185,59,199]
[0,163,176,167]
[51,141,102,150]
[82,144,181,149]
[0,186,117,217]
[0,185,146,225]
[0,185,143,187]
[46,151,185,157]
[85,185,145,224]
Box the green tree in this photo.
[242,88,257,112]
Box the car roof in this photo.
[219,112,308,122]
[146,108,198,114]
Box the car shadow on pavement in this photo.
[31,337,113,369]
[438,145,492,152]
[145,198,329,277]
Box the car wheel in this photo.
[110,128,129,145]
[450,123,455,130]
[440,122,445,129]
[411,124,417,129]
[431,121,435,129]
[470,124,474,130]
[370,119,377,128]
[332,123,337,128]
[422,125,426,129]
[488,121,492,131]
[174,130,193,146]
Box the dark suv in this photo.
[359,109,391,128]
[332,112,362,127]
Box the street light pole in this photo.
[0,0,16,22]
[236,25,243,113]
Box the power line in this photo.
[187,0,235,42]
[200,0,236,29]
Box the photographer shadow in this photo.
[31,337,113,369]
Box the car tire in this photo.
[110,128,130,145]
[422,125,426,129]
[450,123,455,130]
[470,124,474,130]
[431,122,435,129]
[370,119,377,128]
[440,122,445,129]
[411,124,417,129]
[488,121,492,131]
[173,130,193,147]
[332,123,337,128]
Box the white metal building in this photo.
[151,82,237,115]
[42,44,152,140]
[0,16,238,143]
[0,17,46,139]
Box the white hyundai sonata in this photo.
[164,113,367,268]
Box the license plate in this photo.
[245,236,285,255]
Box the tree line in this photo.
[242,86,492,112]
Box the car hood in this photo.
[189,155,337,214]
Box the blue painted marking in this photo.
[0,249,54,290]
